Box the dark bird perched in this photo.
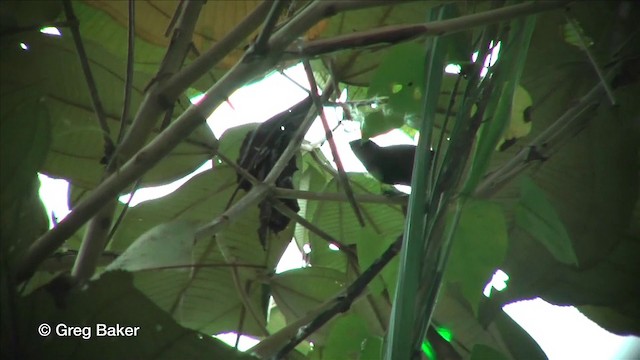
[235,97,312,249]
[350,139,432,186]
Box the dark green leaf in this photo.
[106,221,198,272]
[11,271,255,359]
[445,200,508,314]
[516,176,578,266]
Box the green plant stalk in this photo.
[386,5,449,359]
[462,15,537,195]
[418,197,465,343]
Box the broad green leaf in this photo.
[445,200,508,314]
[270,267,346,324]
[265,306,312,355]
[106,221,198,272]
[293,159,329,251]
[11,271,254,359]
[470,344,509,360]
[478,2,639,336]
[359,336,383,360]
[108,167,236,252]
[515,176,578,266]
[365,43,425,137]
[562,18,594,49]
[495,85,533,150]
[463,15,537,194]
[104,166,291,336]
[0,87,51,208]
[318,1,447,86]
[309,174,404,275]
[432,285,517,359]
[0,31,215,191]
[323,314,371,360]
[361,110,404,140]
[0,86,51,268]
[579,305,640,336]
[217,123,259,164]
[81,1,265,83]
[0,0,62,30]
[492,307,547,360]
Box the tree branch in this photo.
[62,0,114,160]
[289,0,571,59]
[474,70,616,199]
[115,0,137,144]
[271,200,355,258]
[251,0,288,55]
[301,58,366,226]
[159,0,273,101]
[272,235,403,359]
[274,187,406,204]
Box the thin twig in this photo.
[271,200,355,258]
[116,0,136,145]
[274,187,406,204]
[62,0,114,161]
[107,179,141,242]
[273,235,403,359]
[474,73,613,198]
[160,0,273,101]
[301,58,365,226]
[564,13,616,105]
[252,0,288,55]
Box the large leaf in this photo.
[270,267,347,344]
[0,86,51,269]
[445,200,508,314]
[106,221,198,272]
[362,42,467,139]
[0,0,62,31]
[0,30,216,191]
[515,176,577,266]
[8,271,255,359]
[478,1,640,334]
[318,1,468,86]
[78,0,334,92]
[104,166,292,336]
[308,174,404,279]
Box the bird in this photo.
[350,139,430,186]
[234,97,312,248]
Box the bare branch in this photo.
[251,0,288,55]
[302,58,366,226]
[160,0,273,101]
[115,0,137,144]
[474,71,615,199]
[290,1,571,59]
[564,13,616,105]
[274,187,406,205]
[273,235,403,359]
[62,0,114,160]
[271,200,355,258]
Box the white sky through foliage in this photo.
[37,63,639,359]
